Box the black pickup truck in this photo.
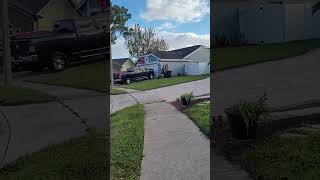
[113,67,155,84]
[11,17,109,72]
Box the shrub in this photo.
[225,93,270,137]
[180,92,194,106]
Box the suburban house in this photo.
[136,45,210,77]
[212,0,320,45]
[7,0,106,33]
[113,58,134,72]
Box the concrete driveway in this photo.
[110,94,137,113]
[147,78,210,102]
[213,49,320,115]
[110,77,210,113]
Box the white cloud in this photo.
[111,38,130,59]
[140,0,210,23]
[159,31,210,50]
[156,22,176,31]
[112,32,210,59]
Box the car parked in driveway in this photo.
[113,67,155,84]
[11,17,109,72]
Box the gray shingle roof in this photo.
[9,0,51,15]
[151,45,202,59]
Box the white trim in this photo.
[159,59,191,62]
[183,45,205,59]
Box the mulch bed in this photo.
[170,98,210,111]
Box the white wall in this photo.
[285,4,310,41]
[184,47,210,63]
[239,5,262,44]
[160,61,190,76]
[312,12,320,38]
[239,4,286,44]
[212,3,241,43]
[185,63,210,76]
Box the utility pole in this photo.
[1,0,13,86]
[109,14,114,88]
[110,34,114,88]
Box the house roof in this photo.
[112,58,133,70]
[9,0,51,15]
[113,58,132,65]
[151,45,202,59]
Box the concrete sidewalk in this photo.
[140,102,210,180]
[0,81,108,166]
[0,102,87,166]
[117,87,210,180]
[119,85,249,180]
[16,81,108,134]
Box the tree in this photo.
[110,4,131,87]
[124,24,169,59]
[111,4,131,44]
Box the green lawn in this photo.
[0,134,108,180]
[213,39,320,71]
[120,74,209,91]
[184,102,210,138]
[242,133,320,180]
[111,104,144,180]
[111,88,127,95]
[29,62,109,93]
[0,86,57,106]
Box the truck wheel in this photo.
[50,52,66,72]
[125,78,131,84]
[149,73,154,79]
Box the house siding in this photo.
[120,60,133,71]
[214,1,320,44]
[212,2,243,43]
[8,6,34,33]
[137,54,161,77]
[184,47,210,63]
[160,60,190,76]
[35,0,80,30]
[239,4,286,44]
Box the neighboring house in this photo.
[7,0,106,33]
[137,45,210,77]
[213,0,320,44]
[8,0,40,33]
[113,58,134,72]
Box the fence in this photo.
[185,63,210,76]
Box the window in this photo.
[75,19,97,33]
[148,55,158,63]
[53,21,74,33]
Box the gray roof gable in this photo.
[112,58,133,71]
[113,58,132,65]
[9,0,51,15]
[151,45,202,59]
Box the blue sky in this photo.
[112,0,210,59]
